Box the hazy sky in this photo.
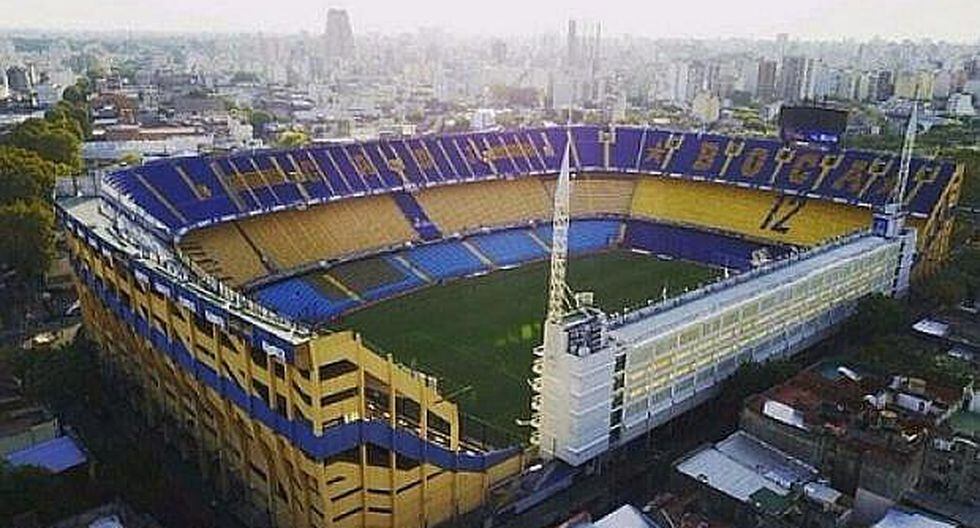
[2,0,978,42]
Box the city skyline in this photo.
[2,0,979,43]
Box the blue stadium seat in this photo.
[253,278,356,322]
[404,241,488,279]
[571,126,603,169]
[536,220,621,254]
[360,258,425,301]
[610,127,643,171]
[623,220,787,271]
[470,229,547,266]
[392,192,442,241]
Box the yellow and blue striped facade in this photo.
[59,201,523,528]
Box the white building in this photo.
[947,93,975,117]
[537,229,916,466]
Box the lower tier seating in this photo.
[469,229,548,266]
[535,220,622,255]
[403,240,487,280]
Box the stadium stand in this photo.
[536,220,623,254]
[232,195,415,272]
[630,176,871,246]
[179,222,269,286]
[325,257,416,298]
[416,179,551,234]
[106,126,957,238]
[470,229,548,266]
[253,277,356,322]
[403,240,488,280]
[542,176,636,217]
[360,258,426,301]
[623,221,786,271]
[392,191,442,240]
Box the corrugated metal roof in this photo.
[676,431,823,504]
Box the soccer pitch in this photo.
[335,250,719,440]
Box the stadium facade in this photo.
[58,125,961,527]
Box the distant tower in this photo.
[756,59,778,101]
[566,19,578,68]
[324,8,354,60]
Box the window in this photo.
[366,445,390,467]
[252,380,270,404]
[292,382,312,406]
[320,387,359,407]
[318,359,357,380]
[396,454,420,471]
[250,347,268,370]
[426,412,450,435]
[273,361,285,380]
[614,355,626,372]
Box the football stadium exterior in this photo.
[58,125,961,527]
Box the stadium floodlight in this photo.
[892,103,918,211]
[546,131,574,324]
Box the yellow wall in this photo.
[68,231,522,528]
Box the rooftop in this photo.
[674,431,833,506]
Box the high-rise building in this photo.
[875,70,894,101]
[756,59,777,101]
[324,8,354,60]
[778,56,809,102]
[5,65,31,93]
[566,19,578,68]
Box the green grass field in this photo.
[334,250,718,440]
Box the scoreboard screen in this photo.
[779,106,849,147]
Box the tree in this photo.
[0,200,55,282]
[275,130,310,148]
[3,118,82,171]
[248,110,274,136]
[0,146,56,205]
[842,294,909,343]
[45,100,91,140]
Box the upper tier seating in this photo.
[630,176,871,247]
[416,179,552,234]
[541,176,636,217]
[106,126,956,236]
[179,223,268,286]
[236,195,415,271]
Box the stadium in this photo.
[58,124,961,528]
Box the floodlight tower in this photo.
[547,138,574,324]
[873,103,917,239]
[872,103,918,297]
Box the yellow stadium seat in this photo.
[179,223,268,286]
[416,179,552,233]
[630,176,871,246]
